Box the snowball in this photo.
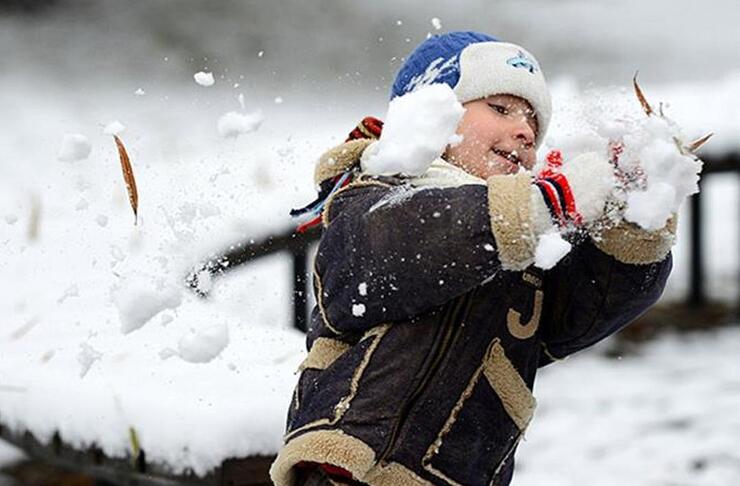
[95,214,109,227]
[431,17,442,30]
[362,84,464,177]
[114,284,182,334]
[57,134,92,162]
[177,322,229,363]
[535,232,572,270]
[274,96,283,104]
[103,121,125,135]
[257,50,264,58]
[134,88,146,96]
[194,71,215,87]
[217,111,264,138]
[4,214,18,225]
[352,303,366,317]
[357,282,367,296]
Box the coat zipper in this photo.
[379,290,476,463]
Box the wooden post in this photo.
[689,189,705,306]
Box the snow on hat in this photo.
[391,31,551,147]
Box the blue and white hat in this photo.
[391,31,551,147]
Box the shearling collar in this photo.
[407,158,486,188]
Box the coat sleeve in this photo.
[538,217,676,366]
[312,174,542,335]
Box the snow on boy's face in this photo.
[445,94,537,178]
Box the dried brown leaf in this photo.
[633,72,653,117]
[687,133,713,153]
[114,135,139,224]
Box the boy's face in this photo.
[445,94,538,178]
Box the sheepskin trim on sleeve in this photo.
[364,461,431,486]
[486,172,537,271]
[270,429,376,486]
[299,338,351,371]
[592,215,677,265]
[482,341,537,431]
[314,139,374,185]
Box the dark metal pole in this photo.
[689,189,705,307]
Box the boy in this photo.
[271,31,675,486]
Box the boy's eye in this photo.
[488,103,508,115]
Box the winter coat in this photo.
[270,140,675,486]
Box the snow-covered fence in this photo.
[188,151,740,332]
[689,151,740,308]
[186,225,321,332]
[0,424,274,485]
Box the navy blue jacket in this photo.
[271,167,674,486]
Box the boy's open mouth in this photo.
[491,148,522,166]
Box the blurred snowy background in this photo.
[0,1,738,485]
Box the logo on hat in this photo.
[405,54,460,94]
[506,50,538,74]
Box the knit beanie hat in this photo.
[391,31,551,147]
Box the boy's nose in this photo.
[510,118,536,148]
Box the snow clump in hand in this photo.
[57,134,92,162]
[217,111,264,138]
[594,103,703,231]
[193,71,215,87]
[177,321,229,363]
[361,83,464,177]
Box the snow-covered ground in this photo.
[516,326,740,486]
[0,66,738,482]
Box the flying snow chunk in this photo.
[77,342,102,378]
[352,303,366,317]
[114,284,182,334]
[134,88,146,96]
[535,232,572,270]
[103,121,126,135]
[194,71,215,87]
[57,134,92,162]
[217,111,264,138]
[431,17,442,30]
[358,282,367,296]
[177,322,229,363]
[361,84,464,177]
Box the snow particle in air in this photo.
[352,303,366,317]
[194,71,215,87]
